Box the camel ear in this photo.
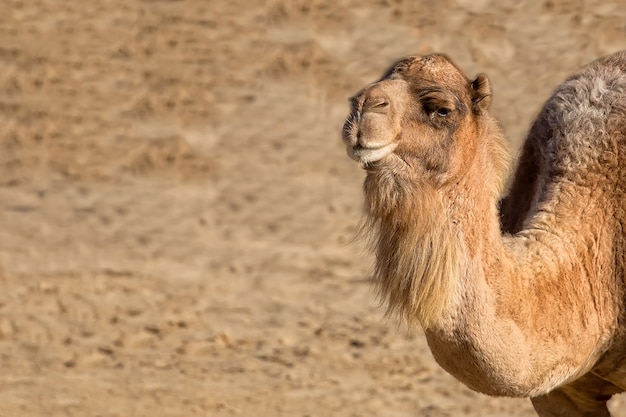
[470,73,492,114]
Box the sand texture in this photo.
[0,0,625,415]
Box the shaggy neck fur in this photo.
[363,161,461,328]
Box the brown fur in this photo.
[342,51,626,415]
[361,159,460,327]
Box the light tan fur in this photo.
[342,51,626,416]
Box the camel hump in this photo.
[593,49,626,72]
[557,50,626,115]
[529,50,626,176]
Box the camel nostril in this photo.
[364,98,390,112]
[372,101,389,109]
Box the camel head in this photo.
[342,54,495,188]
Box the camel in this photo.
[341,51,626,416]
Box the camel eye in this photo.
[422,99,453,118]
[435,108,450,117]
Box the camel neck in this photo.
[425,158,620,397]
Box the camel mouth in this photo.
[347,143,397,164]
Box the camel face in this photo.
[342,54,492,182]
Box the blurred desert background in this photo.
[0,0,624,416]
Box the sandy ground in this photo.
[0,0,625,416]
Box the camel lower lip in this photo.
[348,143,396,163]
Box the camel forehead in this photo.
[386,54,470,92]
